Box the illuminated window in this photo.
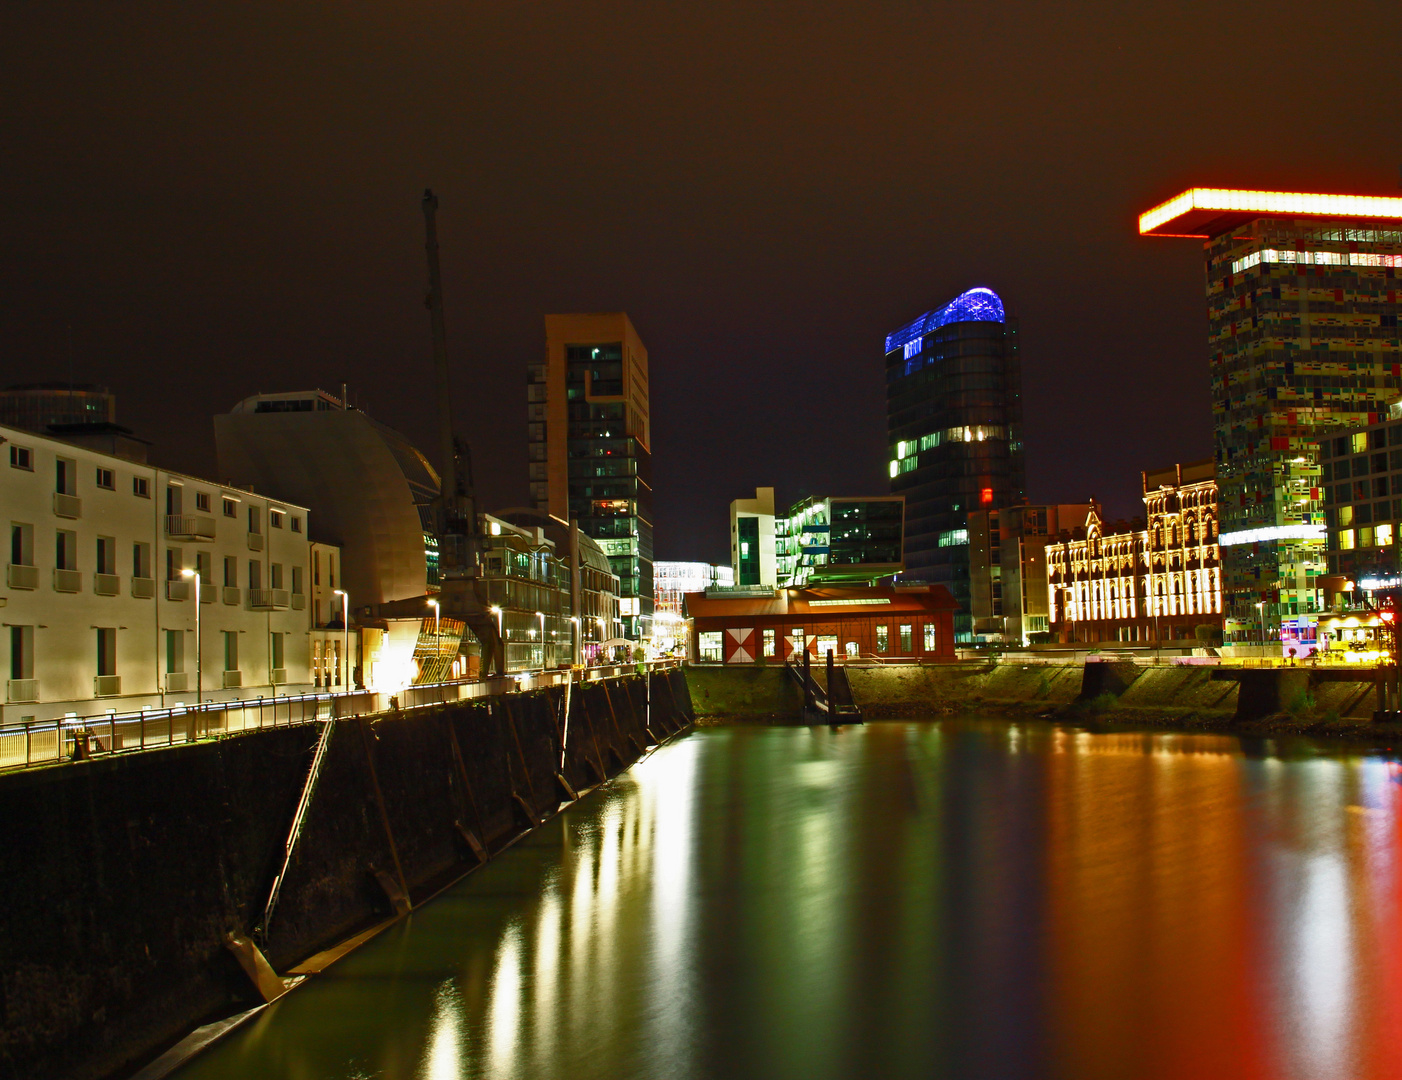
[980,487,993,504]
[1339,530,1355,550]
[698,632,722,662]
[1353,433,1369,454]
[1361,527,1375,547]
[876,624,888,652]
[1339,505,1354,527]
[1378,523,1395,547]
[899,624,913,651]
[763,628,775,656]
[923,623,937,651]
[938,529,969,547]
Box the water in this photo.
[171,721,1402,1080]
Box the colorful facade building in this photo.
[1316,403,1402,585]
[1046,461,1222,644]
[685,585,957,664]
[1139,188,1402,641]
[885,287,1023,640]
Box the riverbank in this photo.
[687,661,1402,744]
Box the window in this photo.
[133,476,149,498]
[10,445,32,470]
[10,625,33,679]
[165,629,183,674]
[290,516,302,534]
[876,624,889,652]
[248,560,262,590]
[196,551,212,582]
[55,530,76,570]
[223,631,239,672]
[55,458,75,495]
[223,556,237,587]
[96,628,117,677]
[270,632,285,671]
[223,497,237,518]
[291,565,303,595]
[270,563,283,589]
[133,542,150,578]
[247,506,261,534]
[11,523,33,566]
[195,492,211,512]
[698,631,723,662]
[270,510,284,529]
[1339,505,1355,527]
[96,536,116,575]
[1378,523,1395,547]
[313,550,321,586]
[1353,432,1369,453]
[166,485,182,515]
[816,635,838,658]
[763,627,775,656]
[96,467,114,490]
[899,624,913,652]
[1338,530,1355,550]
[166,547,182,580]
[328,554,336,589]
[924,623,938,651]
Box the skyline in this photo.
[4,3,1401,564]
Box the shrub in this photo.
[1285,689,1316,716]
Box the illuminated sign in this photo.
[1140,188,1402,238]
[1218,524,1326,547]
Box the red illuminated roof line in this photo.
[1139,188,1402,239]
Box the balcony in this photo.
[222,586,241,605]
[6,679,37,704]
[222,670,243,689]
[248,588,289,611]
[270,667,287,685]
[247,532,265,552]
[165,514,216,541]
[7,564,38,590]
[94,573,120,596]
[93,675,121,697]
[53,492,81,519]
[201,585,215,604]
[164,672,189,692]
[291,593,306,610]
[166,579,191,601]
[53,569,81,593]
[131,576,155,599]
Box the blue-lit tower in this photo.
[886,287,1024,639]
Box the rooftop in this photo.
[884,287,1005,355]
[1139,188,1402,239]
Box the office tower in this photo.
[729,487,777,586]
[531,314,653,639]
[885,287,1024,639]
[1140,188,1402,640]
[775,495,904,587]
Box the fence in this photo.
[0,660,681,773]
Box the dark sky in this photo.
[3,3,1400,562]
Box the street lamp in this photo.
[489,604,503,674]
[428,598,440,682]
[1256,600,1266,652]
[334,588,349,690]
[180,568,201,705]
[570,615,580,667]
[537,611,545,673]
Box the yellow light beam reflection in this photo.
[418,979,463,1080]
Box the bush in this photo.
[1085,692,1118,714]
[1285,689,1316,716]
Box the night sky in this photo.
[3,3,1400,562]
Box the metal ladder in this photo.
[259,717,337,942]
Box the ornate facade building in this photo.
[1046,460,1221,643]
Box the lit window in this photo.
[1338,505,1354,527]
[1339,530,1355,550]
[1378,523,1395,547]
[1361,526,1375,548]
[980,487,993,504]
[923,623,938,651]
[698,631,722,662]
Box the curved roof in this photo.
[884,287,1005,355]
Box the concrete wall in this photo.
[0,668,693,1080]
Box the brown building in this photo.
[968,502,1098,644]
[530,314,653,637]
[1046,460,1221,644]
[685,585,958,664]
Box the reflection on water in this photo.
[172,721,1402,1080]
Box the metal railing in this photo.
[0,659,683,773]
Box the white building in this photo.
[729,487,777,587]
[2,422,339,724]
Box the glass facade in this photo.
[1204,220,1402,636]
[885,288,1024,639]
[1318,413,1402,584]
[775,496,904,587]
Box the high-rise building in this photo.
[1140,188,1402,641]
[729,487,777,586]
[885,287,1024,640]
[531,315,653,639]
[775,495,904,587]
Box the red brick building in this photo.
[685,585,958,664]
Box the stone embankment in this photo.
[0,669,694,1080]
[688,661,1397,740]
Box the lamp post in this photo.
[537,611,546,674]
[180,568,201,706]
[428,598,440,681]
[570,615,580,667]
[334,588,349,690]
[490,604,503,675]
[1256,601,1266,653]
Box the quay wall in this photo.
[0,669,694,1080]
[689,661,1383,726]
